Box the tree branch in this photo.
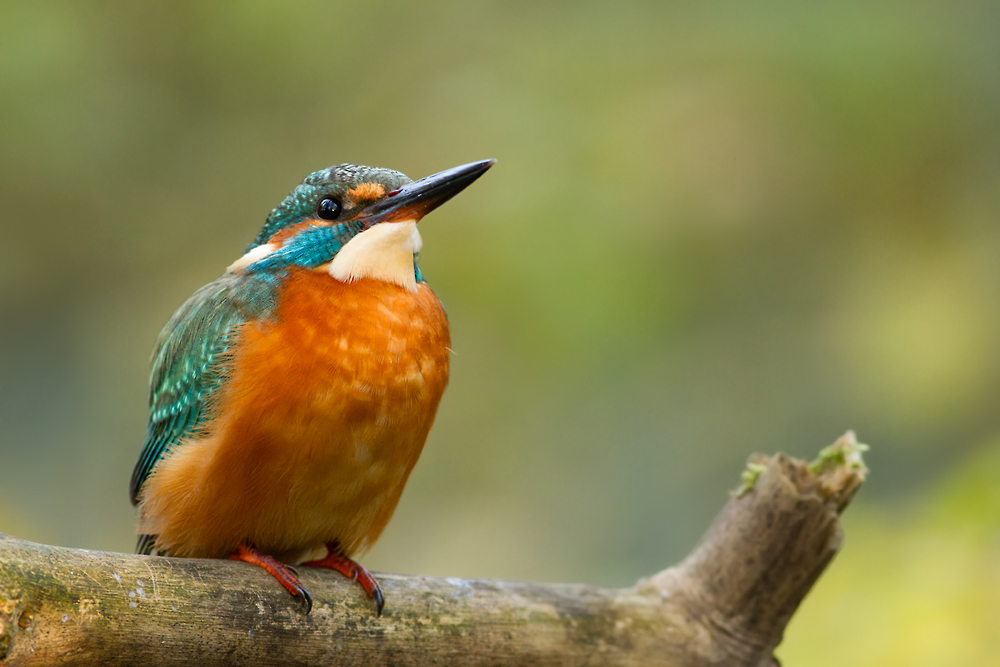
[0,433,866,667]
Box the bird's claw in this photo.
[294,586,313,615]
[369,578,385,616]
[229,543,314,615]
[303,542,385,616]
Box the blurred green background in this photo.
[1,0,998,663]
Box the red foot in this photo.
[304,541,385,615]
[229,543,313,614]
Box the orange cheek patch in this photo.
[267,220,318,245]
[347,182,386,201]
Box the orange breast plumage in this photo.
[137,269,450,563]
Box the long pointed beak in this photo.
[356,159,496,225]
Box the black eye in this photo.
[317,197,342,220]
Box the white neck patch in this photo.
[227,242,278,273]
[329,220,422,291]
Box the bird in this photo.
[129,159,496,615]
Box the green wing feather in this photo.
[129,271,277,508]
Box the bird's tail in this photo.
[136,533,166,555]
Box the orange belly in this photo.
[137,270,450,562]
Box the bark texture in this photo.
[0,433,867,667]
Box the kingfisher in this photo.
[129,159,495,615]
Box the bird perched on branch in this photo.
[129,159,496,615]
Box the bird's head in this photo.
[231,159,495,290]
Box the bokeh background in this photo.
[2,1,999,663]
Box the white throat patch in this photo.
[329,220,422,291]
